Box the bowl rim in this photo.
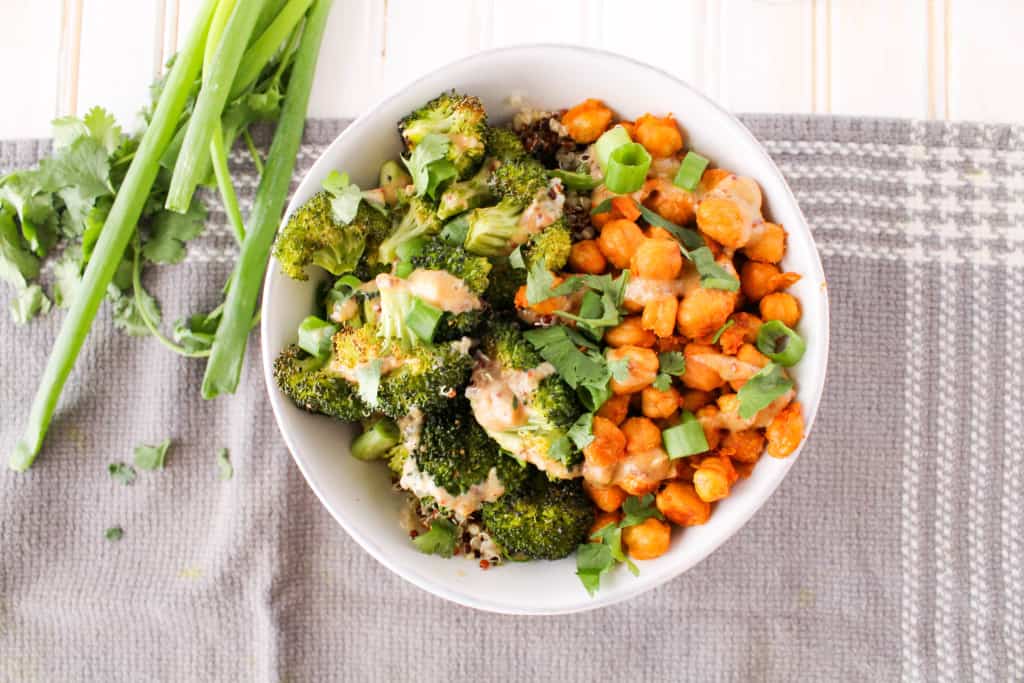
[260,43,831,615]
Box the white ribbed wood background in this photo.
[3,0,1023,139]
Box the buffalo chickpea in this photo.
[643,178,695,225]
[598,219,646,269]
[677,287,736,339]
[561,98,613,144]
[736,343,769,369]
[605,316,656,348]
[641,297,679,339]
[680,389,714,412]
[760,292,801,328]
[568,239,607,274]
[743,222,786,264]
[681,343,725,391]
[722,429,766,464]
[584,416,627,467]
[696,198,747,249]
[645,226,676,241]
[698,168,732,194]
[695,405,723,450]
[641,385,680,419]
[607,345,660,394]
[596,393,631,426]
[693,456,737,502]
[590,510,623,539]
[656,482,711,526]
[514,284,568,316]
[767,402,804,458]
[631,238,683,280]
[622,518,672,560]
[717,312,762,355]
[633,113,684,158]
[740,261,800,302]
[584,481,629,513]
[621,417,662,454]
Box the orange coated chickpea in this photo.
[760,292,801,329]
[766,402,804,458]
[584,416,627,467]
[596,393,631,426]
[607,345,660,394]
[514,284,568,316]
[656,482,711,526]
[693,455,738,502]
[736,343,770,369]
[621,417,662,454]
[590,510,623,539]
[697,168,732,194]
[561,99,613,144]
[680,389,714,412]
[633,113,684,158]
[641,385,680,419]
[598,219,646,269]
[696,198,747,249]
[584,481,629,513]
[568,239,607,274]
[681,343,725,392]
[741,261,801,302]
[677,287,736,340]
[631,238,683,280]
[641,296,679,339]
[743,222,787,264]
[645,226,676,241]
[717,312,762,355]
[722,429,766,464]
[605,316,656,348]
[643,178,695,225]
[695,405,723,450]
[622,517,672,560]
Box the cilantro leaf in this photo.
[607,356,630,382]
[322,170,364,224]
[508,245,526,270]
[737,362,794,419]
[52,254,83,308]
[216,448,233,481]
[10,284,51,324]
[523,326,606,390]
[81,106,124,155]
[133,438,171,470]
[568,413,595,450]
[659,352,686,375]
[576,542,615,596]
[38,136,113,200]
[355,359,383,407]
[525,258,580,305]
[141,198,207,264]
[51,116,91,149]
[413,518,458,557]
[0,207,41,288]
[104,526,124,542]
[548,436,573,464]
[109,281,161,337]
[402,134,456,199]
[651,374,672,392]
[108,462,137,486]
[689,246,740,291]
[620,494,665,528]
[172,305,223,354]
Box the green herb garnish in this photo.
[108,462,136,486]
[737,362,794,419]
[216,448,233,481]
[133,438,171,471]
[413,518,458,557]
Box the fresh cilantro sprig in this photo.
[737,362,793,419]
[651,352,686,391]
[216,448,234,481]
[413,517,458,558]
[133,438,172,471]
[108,462,137,486]
[576,494,665,596]
[402,134,457,199]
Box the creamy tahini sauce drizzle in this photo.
[329,355,403,384]
[690,353,763,384]
[699,174,765,249]
[701,389,796,433]
[399,457,505,520]
[376,270,482,314]
[582,446,674,491]
[514,178,565,242]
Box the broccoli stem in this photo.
[200,0,333,399]
[351,418,401,461]
[8,0,220,472]
[230,0,315,99]
[165,0,267,213]
[210,123,246,244]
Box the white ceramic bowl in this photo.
[261,45,829,615]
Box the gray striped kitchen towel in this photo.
[0,117,1021,682]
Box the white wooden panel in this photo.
[488,0,600,47]
[0,2,63,138]
[78,0,162,131]
[719,0,814,113]
[381,0,481,97]
[830,0,928,118]
[601,1,705,93]
[307,0,385,119]
[948,0,1024,123]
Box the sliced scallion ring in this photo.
[405,296,444,343]
[673,151,710,191]
[662,411,709,459]
[756,320,806,367]
[604,143,652,194]
[594,125,632,171]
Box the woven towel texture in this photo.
[0,117,1021,682]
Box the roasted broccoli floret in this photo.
[485,126,527,163]
[399,92,487,178]
[483,257,527,311]
[521,218,572,271]
[482,472,594,560]
[437,158,497,220]
[409,240,492,295]
[394,400,527,518]
[272,345,372,421]
[376,159,412,206]
[488,157,550,207]
[274,192,389,281]
[468,322,585,476]
[463,198,522,257]
[378,196,443,264]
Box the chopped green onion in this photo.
[756,320,806,367]
[710,319,735,344]
[635,202,705,250]
[395,236,427,262]
[737,363,793,419]
[351,417,401,461]
[673,151,709,192]
[405,297,444,343]
[594,125,632,171]
[394,262,414,278]
[297,316,337,360]
[604,143,651,194]
[549,169,601,191]
[662,411,708,459]
[325,274,363,308]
